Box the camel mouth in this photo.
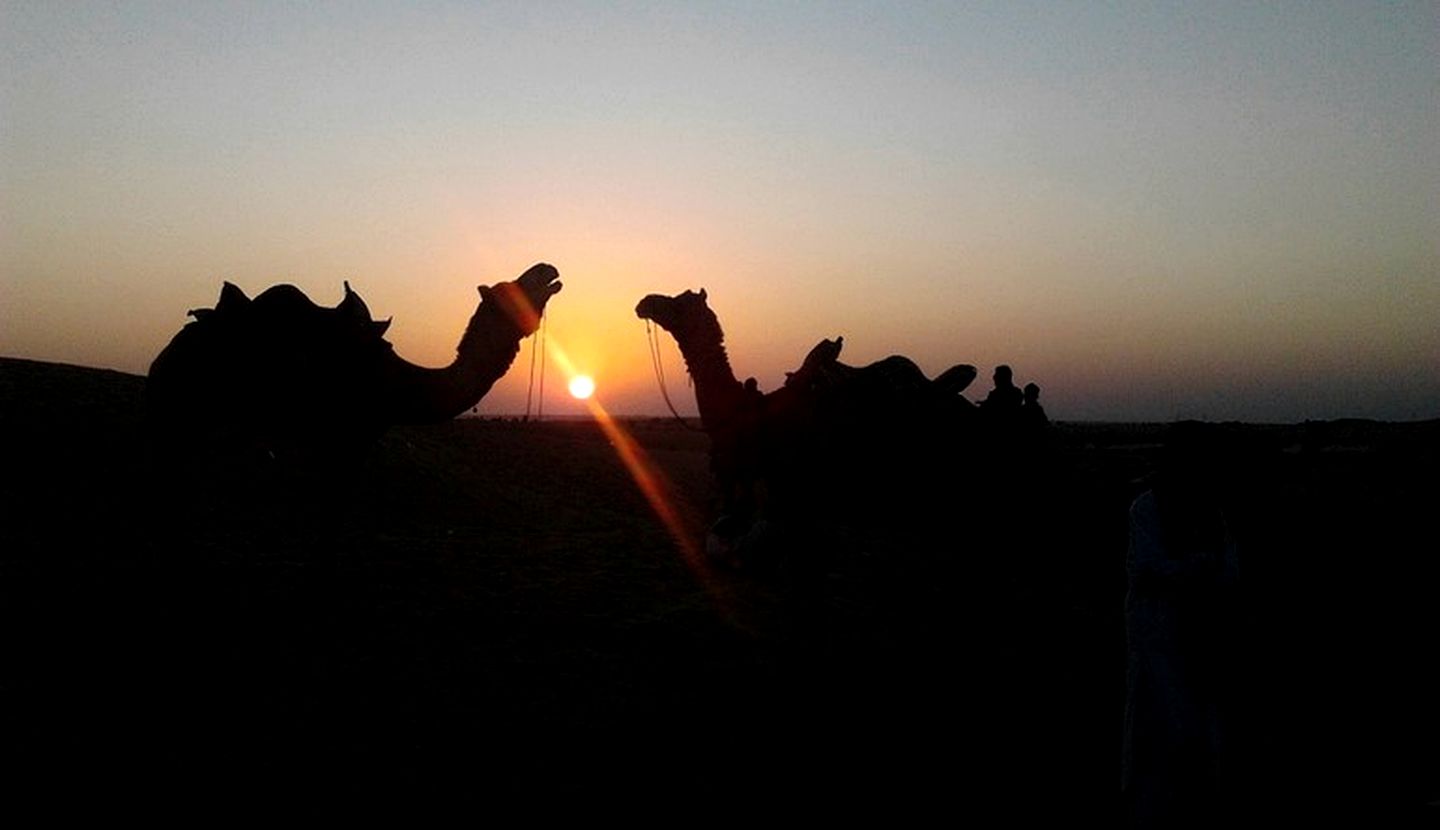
[517,262,563,298]
[635,295,666,320]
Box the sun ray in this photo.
[537,333,725,608]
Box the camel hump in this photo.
[250,283,315,312]
[179,282,394,350]
[860,355,928,395]
[240,284,381,333]
[872,354,920,373]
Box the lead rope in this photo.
[536,307,547,421]
[524,305,547,422]
[646,320,701,430]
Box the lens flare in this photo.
[536,333,722,609]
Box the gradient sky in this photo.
[3,1,1436,421]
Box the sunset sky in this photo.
[3,2,1436,421]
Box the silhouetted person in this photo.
[979,364,1023,418]
[1020,382,1048,429]
[1122,424,1240,828]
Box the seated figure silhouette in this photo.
[978,364,1024,426]
[1020,382,1049,429]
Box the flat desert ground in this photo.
[2,356,1436,821]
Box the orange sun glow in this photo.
[568,375,595,399]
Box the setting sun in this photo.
[568,375,595,400]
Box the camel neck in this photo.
[672,323,744,431]
[379,303,525,424]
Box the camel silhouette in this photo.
[148,263,563,458]
[636,288,979,563]
[782,334,978,423]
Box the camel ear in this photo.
[478,285,494,301]
[372,318,392,338]
[698,288,707,301]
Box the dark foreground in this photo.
[2,357,1436,821]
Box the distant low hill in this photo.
[0,356,146,425]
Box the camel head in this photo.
[635,289,716,338]
[477,262,563,337]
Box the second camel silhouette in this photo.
[637,287,979,563]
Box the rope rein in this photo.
[536,308,546,421]
[646,320,700,430]
[524,304,547,422]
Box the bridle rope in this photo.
[524,304,547,422]
[646,320,700,430]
